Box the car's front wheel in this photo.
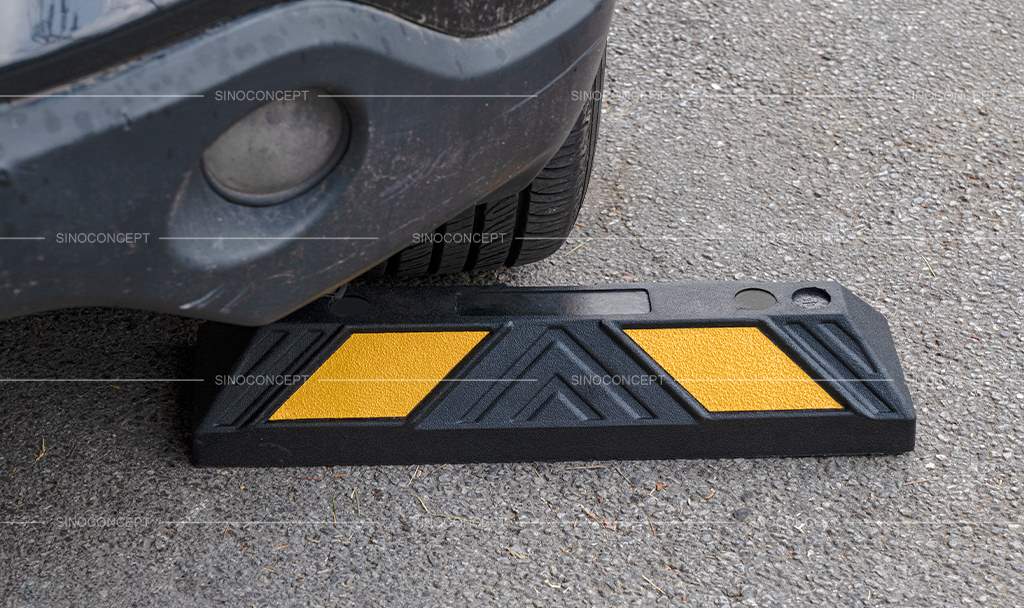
[372,60,604,277]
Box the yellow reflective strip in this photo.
[269,330,488,420]
[623,326,842,412]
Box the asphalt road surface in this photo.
[2,1,1023,605]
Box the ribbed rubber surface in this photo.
[192,282,917,466]
[373,61,603,277]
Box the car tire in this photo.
[371,59,604,277]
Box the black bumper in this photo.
[0,0,613,325]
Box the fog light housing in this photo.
[202,93,348,206]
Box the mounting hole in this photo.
[734,288,778,310]
[792,287,831,309]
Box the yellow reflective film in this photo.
[270,330,488,420]
[623,326,842,412]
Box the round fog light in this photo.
[202,93,348,206]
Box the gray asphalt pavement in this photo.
[2,0,1023,605]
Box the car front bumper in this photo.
[0,0,613,325]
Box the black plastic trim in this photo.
[0,0,557,98]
